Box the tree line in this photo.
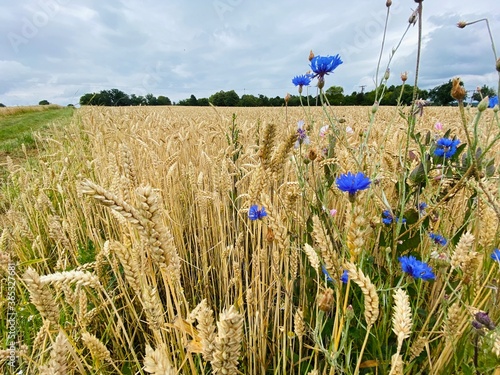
[78,80,497,107]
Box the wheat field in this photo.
[1,104,499,374]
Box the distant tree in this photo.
[239,94,259,107]
[108,89,130,106]
[157,95,171,105]
[325,85,344,105]
[209,90,240,106]
[269,96,283,106]
[0,103,5,107]
[258,94,269,106]
[80,93,96,105]
[197,98,209,106]
[209,91,225,106]
[428,80,458,105]
[39,100,50,105]
[188,95,198,106]
[145,93,158,106]
[130,94,147,106]
[472,84,496,101]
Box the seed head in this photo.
[317,288,334,312]
[386,0,392,7]
[401,71,408,82]
[457,21,467,29]
[309,50,315,61]
[451,77,466,102]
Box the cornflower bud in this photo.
[451,77,466,102]
[386,0,392,7]
[384,68,390,81]
[409,9,418,25]
[457,21,467,29]
[309,50,314,61]
[317,77,325,90]
[401,71,408,82]
[477,96,489,112]
[285,93,291,104]
[496,57,500,72]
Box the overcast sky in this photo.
[1,0,499,106]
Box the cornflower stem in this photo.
[462,18,499,98]
[298,93,309,122]
[410,2,423,108]
[377,22,412,103]
[319,89,361,168]
[357,111,378,166]
[353,324,373,375]
[458,100,473,150]
[359,23,413,164]
[374,7,391,100]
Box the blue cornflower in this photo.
[491,248,500,262]
[382,210,406,225]
[489,96,498,108]
[341,270,349,284]
[418,202,427,215]
[295,120,310,148]
[248,205,267,221]
[399,255,435,281]
[310,55,343,78]
[429,232,447,246]
[292,74,312,94]
[322,265,334,282]
[336,172,371,196]
[434,137,460,158]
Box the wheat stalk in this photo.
[211,305,244,374]
[23,268,60,326]
[39,270,101,288]
[344,262,379,326]
[39,331,70,375]
[143,344,176,375]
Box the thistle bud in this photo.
[285,93,291,104]
[401,71,408,82]
[308,50,315,61]
[477,96,489,112]
[457,21,467,29]
[496,57,500,72]
[371,101,379,114]
[451,77,466,102]
[386,0,392,7]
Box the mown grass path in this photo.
[0,106,75,158]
